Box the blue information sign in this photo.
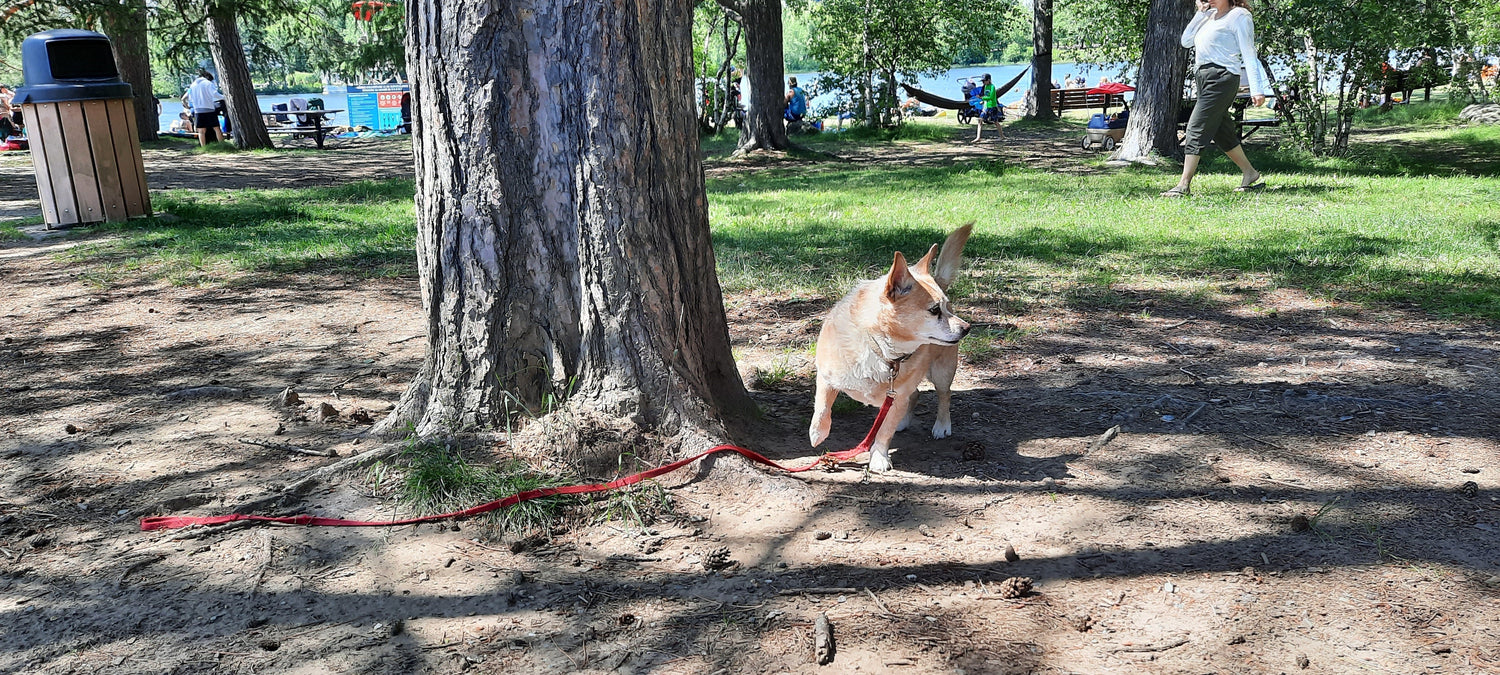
[346,84,409,131]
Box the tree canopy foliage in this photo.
[807,0,1020,125]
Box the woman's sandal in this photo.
[1236,173,1265,192]
[1159,187,1191,198]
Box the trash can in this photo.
[15,29,150,227]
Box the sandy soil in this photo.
[2,128,1499,674]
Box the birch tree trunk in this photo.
[1026,0,1055,122]
[1110,0,1193,163]
[206,3,273,150]
[726,0,791,152]
[100,0,156,143]
[381,0,753,452]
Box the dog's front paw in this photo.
[809,421,830,447]
[931,419,952,439]
[867,449,893,473]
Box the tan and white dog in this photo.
[809,224,973,472]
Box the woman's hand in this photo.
[1251,95,1266,107]
[1196,0,1212,12]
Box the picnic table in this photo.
[260,108,344,149]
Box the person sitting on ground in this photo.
[784,76,807,122]
[169,110,194,135]
[186,69,222,147]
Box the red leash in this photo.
[140,397,893,532]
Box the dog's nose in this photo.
[956,320,971,338]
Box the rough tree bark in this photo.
[720,0,790,152]
[100,0,156,143]
[1026,0,1055,122]
[1110,0,1194,163]
[206,3,273,149]
[379,0,754,450]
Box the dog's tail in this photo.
[933,222,973,291]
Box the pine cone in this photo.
[961,441,986,461]
[997,576,1032,599]
[702,546,734,571]
[1460,481,1479,498]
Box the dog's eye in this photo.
[928,305,942,316]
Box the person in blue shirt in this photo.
[784,77,807,122]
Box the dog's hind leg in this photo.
[929,349,958,439]
[809,376,838,447]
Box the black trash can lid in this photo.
[14,29,133,105]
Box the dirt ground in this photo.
[2,128,1499,675]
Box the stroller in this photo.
[1082,110,1128,151]
[956,78,1004,125]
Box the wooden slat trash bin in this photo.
[15,29,150,228]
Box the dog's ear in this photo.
[885,251,914,298]
[912,244,938,276]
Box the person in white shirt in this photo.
[185,69,223,146]
[1161,0,1269,197]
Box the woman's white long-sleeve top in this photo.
[1181,7,1270,97]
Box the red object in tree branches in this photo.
[351,0,388,21]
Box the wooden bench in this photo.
[1050,88,1127,115]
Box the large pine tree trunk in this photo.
[1026,0,1055,122]
[726,0,790,152]
[381,0,753,450]
[100,0,156,143]
[206,3,273,150]
[1111,0,1193,163]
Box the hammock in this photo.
[901,67,1030,111]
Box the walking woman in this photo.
[1161,0,1269,197]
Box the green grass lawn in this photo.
[48,101,1500,319]
[709,129,1500,319]
[58,179,416,286]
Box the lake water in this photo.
[152,62,1117,133]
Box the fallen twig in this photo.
[777,587,857,596]
[864,587,892,615]
[238,437,337,458]
[1087,426,1121,453]
[1242,435,1288,451]
[251,531,274,595]
[389,334,424,345]
[280,441,407,495]
[115,554,165,589]
[1110,637,1189,653]
[1181,403,1209,425]
[160,519,254,542]
[814,613,834,665]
